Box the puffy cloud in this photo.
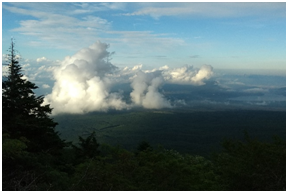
[191,65,214,84]
[121,64,214,86]
[44,41,214,114]
[162,64,213,85]
[130,70,171,109]
[44,42,128,114]
[42,84,50,89]
[36,57,48,63]
[19,58,59,82]
[132,64,142,71]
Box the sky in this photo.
[1,2,286,114]
[2,2,286,70]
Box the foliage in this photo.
[68,145,221,191]
[2,133,28,160]
[136,140,152,152]
[135,140,153,156]
[2,40,66,190]
[2,39,66,154]
[2,129,285,190]
[212,132,286,191]
[72,132,100,163]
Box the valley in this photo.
[54,109,286,157]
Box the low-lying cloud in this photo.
[130,71,171,109]
[162,65,213,85]
[44,41,214,114]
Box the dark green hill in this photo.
[54,109,286,156]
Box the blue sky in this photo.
[2,2,286,71]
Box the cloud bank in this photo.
[44,42,214,114]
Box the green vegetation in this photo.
[2,39,66,154]
[2,42,286,190]
[54,109,286,156]
[2,133,285,191]
[213,133,286,190]
[2,39,66,190]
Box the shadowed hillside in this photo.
[54,109,286,156]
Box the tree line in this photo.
[2,40,286,191]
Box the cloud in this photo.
[243,88,269,93]
[42,41,215,114]
[3,3,186,60]
[130,70,171,109]
[118,63,214,86]
[247,101,268,106]
[2,55,9,76]
[3,3,187,59]
[16,57,60,83]
[36,57,48,63]
[105,31,185,52]
[44,41,128,114]
[119,63,214,108]
[2,66,8,77]
[122,2,285,19]
[162,65,213,85]
[3,4,111,50]
[72,2,126,14]
[42,84,50,88]
[21,75,29,81]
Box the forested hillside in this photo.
[54,109,286,157]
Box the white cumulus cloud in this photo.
[130,70,171,109]
[44,41,214,115]
[36,57,48,63]
[162,64,213,85]
[44,41,128,114]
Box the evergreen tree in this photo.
[72,132,100,160]
[2,39,65,153]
